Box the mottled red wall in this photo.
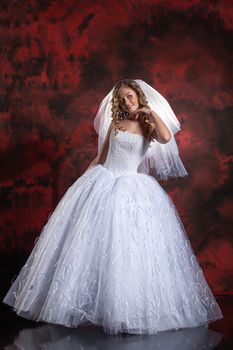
[0,0,232,295]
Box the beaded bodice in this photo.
[102,128,150,175]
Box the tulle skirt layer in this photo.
[3,164,223,334]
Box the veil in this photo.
[93,79,188,181]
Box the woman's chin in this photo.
[127,107,138,114]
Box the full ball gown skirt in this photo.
[3,129,223,335]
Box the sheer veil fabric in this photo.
[93,79,188,181]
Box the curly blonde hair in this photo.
[110,79,154,141]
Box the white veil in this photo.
[93,79,188,181]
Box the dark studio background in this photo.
[0,0,232,303]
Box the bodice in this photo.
[102,129,150,175]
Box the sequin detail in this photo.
[103,129,150,175]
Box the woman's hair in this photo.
[111,79,153,140]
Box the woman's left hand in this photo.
[132,108,156,130]
[132,107,152,120]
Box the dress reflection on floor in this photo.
[4,323,222,350]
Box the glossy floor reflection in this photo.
[0,296,232,350]
[4,324,223,350]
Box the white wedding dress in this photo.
[3,128,223,334]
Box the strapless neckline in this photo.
[112,129,150,143]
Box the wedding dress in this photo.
[2,127,223,334]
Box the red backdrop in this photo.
[0,0,232,295]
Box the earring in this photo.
[120,110,129,119]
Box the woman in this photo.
[88,79,172,170]
[3,79,223,335]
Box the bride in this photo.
[2,79,223,335]
[88,79,172,170]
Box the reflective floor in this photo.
[0,296,232,350]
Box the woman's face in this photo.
[117,86,140,114]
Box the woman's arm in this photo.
[86,122,113,170]
[134,107,171,143]
[86,155,99,170]
[149,110,171,143]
